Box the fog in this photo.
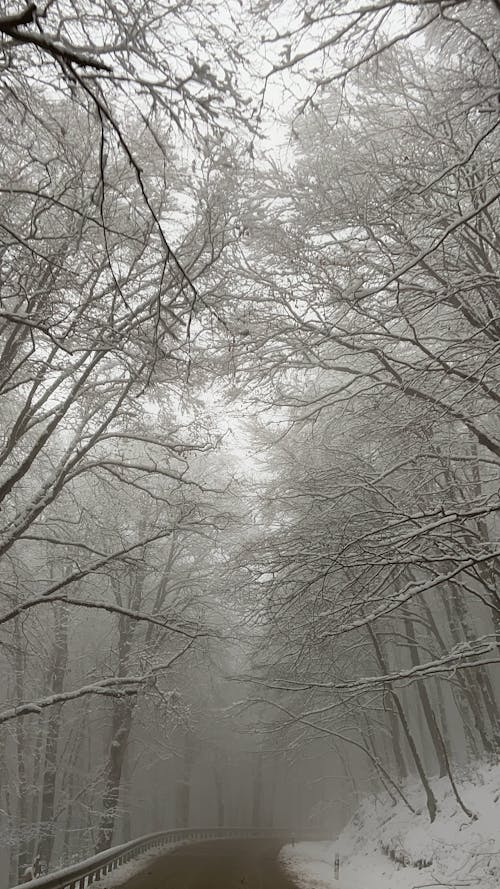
[1,1,499,887]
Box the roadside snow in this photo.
[280,762,500,889]
[97,841,187,887]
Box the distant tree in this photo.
[223,10,500,820]
[0,1,261,877]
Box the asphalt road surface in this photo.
[114,839,301,889]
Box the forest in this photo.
[0,0,499,886]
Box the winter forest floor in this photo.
[281,762,500,889]
[104,838,300,889]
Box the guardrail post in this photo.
[334,853,340,880]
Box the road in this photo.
[114,838,301,889]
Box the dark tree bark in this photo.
[382,688,407,781]
[403,614,447,778]
[13,616,30,882]
[38,602,69,868]
[421,597,481,757]
[175,729,198,828]
[368,625,438,823]
[95,568,143,854]
[60,728,83,865]
[251,751,263,828]
[213,752,225,827]
[443,586,500,753]
[95,695,136,853]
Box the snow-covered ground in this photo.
[95,841,188,887]
[281,762,500,889]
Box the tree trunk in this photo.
[360,721,397,805]
[403,614,447,778]
[213,753,225,827]
[452,582,499,733]
[433,678,452,753]
[175,728,198,828]
[440,591,496,754]
[251,751,263,827]
[436,456,500,745]
[121,752,132,842]
[95,694,136,852]
[60,730,82,866]
[383,688,407,781]
[38,602,69,868]
[368,625,437,822]
[468,443,500,646]
[29,714,46,860]
[95,567,144,853]
[13,616,31,881]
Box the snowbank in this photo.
[94,841,187,887]
[281,762,500,889]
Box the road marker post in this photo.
[334,853,340,880]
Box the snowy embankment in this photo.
[281,763,500,889]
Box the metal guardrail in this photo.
[11,826,320,889]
